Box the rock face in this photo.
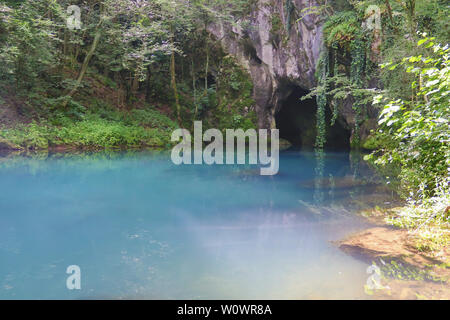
[209,0,323,129]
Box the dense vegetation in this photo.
[310,0,449,250]
[372,36,449,252]
[0,0,257,150]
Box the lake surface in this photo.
[0,150,394,299]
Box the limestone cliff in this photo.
[209,0,322,130]
[210,0,378,149]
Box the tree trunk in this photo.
[170,48,181,123]
[204,39,209,93]
[146,65,152,103]
[64,29,101,106]
[192,57,197,121]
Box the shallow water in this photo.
[0,150,394,299]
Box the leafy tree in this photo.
[368,35,449,198]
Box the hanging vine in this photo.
[349,30,372,147]
[315,6,379,149]
[330,48,339,126]
[315,46,330,150]
[314,149,326,205]
[313,45,329,205]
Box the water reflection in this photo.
[0,150,396,299]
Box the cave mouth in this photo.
[275,86,351,151]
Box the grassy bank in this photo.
[0,107,177,151]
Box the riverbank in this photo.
[0,109,177,151]
[337,204,450,300]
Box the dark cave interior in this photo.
[275,86,351,150]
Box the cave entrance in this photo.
[275,86,351,150]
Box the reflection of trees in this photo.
[313,149,325,205]
[0,150,170,173]
[308,149,398,211]
[348,151,363,205]
[350,151,361,180]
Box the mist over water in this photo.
[0,151,391,299]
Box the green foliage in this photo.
[386,181,449,229]
[311,0,449,153]
[213,55,257,131]
[312,2,378,148]
[385,181,450,252]
[0,0,63,90]
[314,47,329,150]
[361,134,379,150]
[270,13,283,35]
[323,11,360,48]
[127,109,178,131]
[0,0,258,152]
[0,103,176,150]
[375,258,446,283]
[415,0,450,42]
[362,36,449,248]
[0,116,172,150]
[368,36,449,199]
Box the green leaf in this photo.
[418,39,428,46]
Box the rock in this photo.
[209,0,379,148]
[208,0,322,129]
[337,227,448,270]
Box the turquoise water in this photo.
[0,150,393,299]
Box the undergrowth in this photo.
[0,106,177,150]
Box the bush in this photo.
[0,115,173,150]
[366,36,449,199]
[323,11,360,48]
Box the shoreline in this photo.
[336,211,450,300]
[0,144,168,156]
